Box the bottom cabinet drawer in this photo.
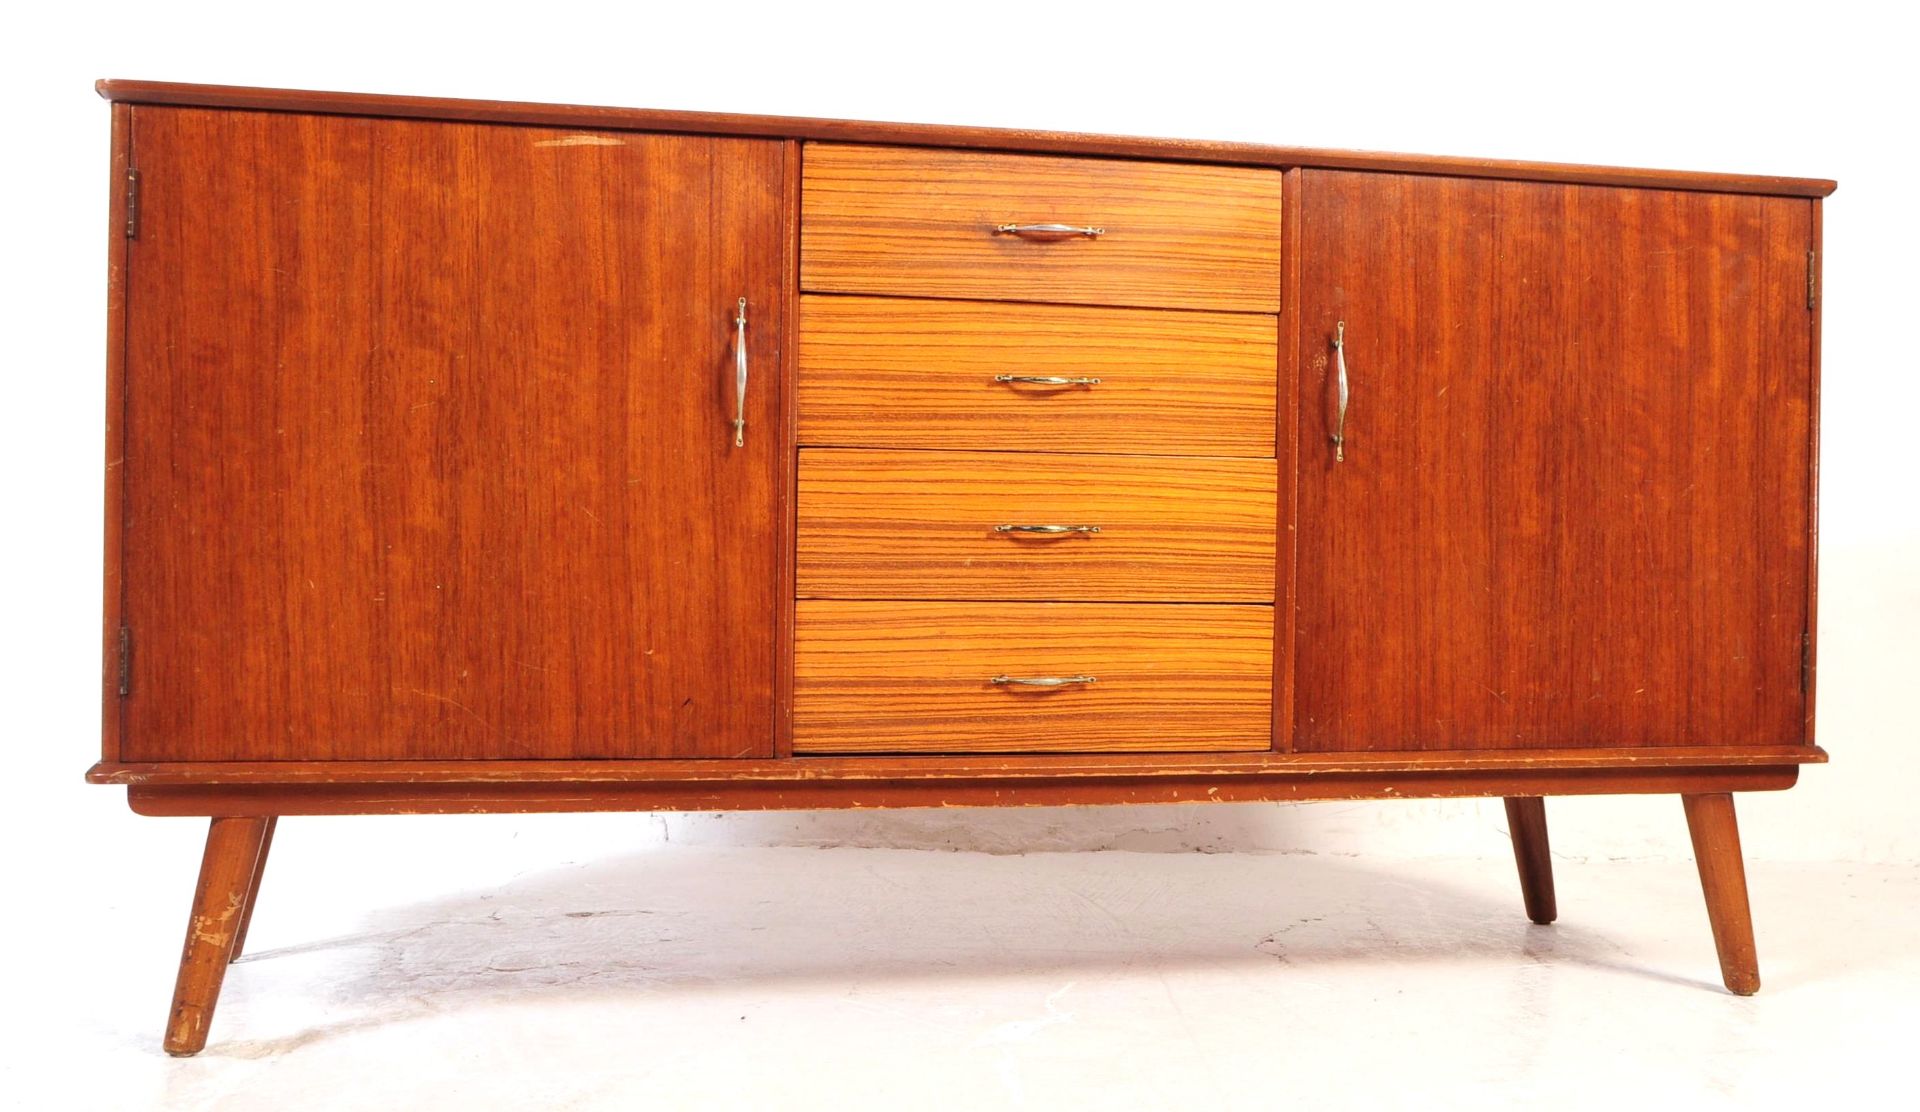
[793,601,1274,753]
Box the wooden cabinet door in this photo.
[1294,171,1813,751]
[119,108,786,761]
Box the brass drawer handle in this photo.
[994,222,1105,238]
[990,674,1098,687]
[994,374,1101,387]
[995,524,1101,535]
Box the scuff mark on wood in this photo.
[535,134,625,148]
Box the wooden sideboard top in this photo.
[96,79,1838,199]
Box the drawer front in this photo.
[801,144,1283,312]
[793,601,1274,753]
[797,295,1278,456]
[797,449,1277,602]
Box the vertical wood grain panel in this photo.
[1423,179,1499,742]
[774,139,801,757]
[1295,173,1497,745]
[1274,166,1303,752]
[121,108,785,761]
[1682,192,1812,746]
[1805,199,1823,742]
[1295,170,1811,751]
[102,102,132,765]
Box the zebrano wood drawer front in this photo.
[792,601,1275,753]
[800,143,1284,312]
[796,295,1279,456]
[796,448,1277,603]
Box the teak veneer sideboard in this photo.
[85,79,1833,1056]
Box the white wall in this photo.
[4,1,1915,873]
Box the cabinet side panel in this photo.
[121,108,784,760]
[1805,198,1822,744]
[102,102,132,765]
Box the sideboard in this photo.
[85,80,1832,1055]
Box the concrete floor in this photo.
[22,839,1918,1110]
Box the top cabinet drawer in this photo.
[801,144,1283,312]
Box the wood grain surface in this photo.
[797,448,1276,601]
[774,140,803,757]
[122,766,1801,817]
[97,80,1839,199]
[85,744,1828,786]
[1275,167,1303,752]
[801,144,1283,311]
[120,107,786,761]
[793,601,1272,753]
[1805,201,1824,742]
[797,294,1279,455]
[102,102,131,764]
[1293,170,1813,751]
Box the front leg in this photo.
[165,816,273,1056]
[1681,793,1761,995]
[1503,797,1557,925]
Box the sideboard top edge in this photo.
[95,79,1839,199]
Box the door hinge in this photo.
[117,625,132,697]
[1807,249,1817,310]
[124,168,140,239]
[1800,630,1811,694]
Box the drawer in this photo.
[793,601,1274,753]
[801,144,1283,312]
[797,295,1278,456]
[797,448,1275,602]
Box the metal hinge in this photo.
[1807,249,1817,310]
[124,168,140,239]
[1800,630,1811,693]
[117,626,132,697]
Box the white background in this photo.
[3,0,1916,1014]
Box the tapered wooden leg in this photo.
[1681,793,1761,996]
[165,816,273,1056]
[1503,797,1557,925]
[228,816,277,963]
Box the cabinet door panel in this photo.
[1294,171,1811,751]
[121,108,784,761]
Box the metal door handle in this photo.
[990,674,1098,687]
[732,298,748,447]
[1331,320,1349,462]
[995,524,1102,535]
